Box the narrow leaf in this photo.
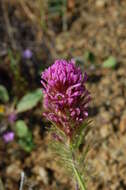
[72,122,87,150]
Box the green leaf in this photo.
[103,56,117,68]
[84,51,95,63]
[16,88,42,113]
[48,0,66,15]
[25,131,33,142]
[18,138,34,152]
[15,120,28,138]
[72,124,86,150]
[72,120,91,150]
[18,132,34,152]
[0,85,9,103]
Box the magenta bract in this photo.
[41,59,91,137]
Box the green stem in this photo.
[0,178,5,190]
[72,164,86,190]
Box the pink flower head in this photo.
[41,59,91,137]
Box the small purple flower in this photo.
[8,112,17,123]
[3,132,14,143]
[22,49,32,59]
[41,59,91,137]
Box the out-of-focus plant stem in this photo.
[0,178,5,190]
[39,0,47,32]
[62,0,67,31]
[2,0,16,50]
[19,172,25,190]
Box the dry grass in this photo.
[1,0,49,49]
[3,0,47,24]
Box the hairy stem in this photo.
[72,164,86,190]
[69,141,87,190]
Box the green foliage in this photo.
[18,132,34,152]
[48,0,66,15]
[16,88,43,113]
[84,51,95,64]
[15,120,28,138]
[0,178,4,190]
[15,120,34,152]
[8,49,28,95]
[48,0,67,30]
[8,49,20,77]
[103,56,117,68]
[0,85,9,103]
[48,120,92,189]
[48,125,73,173]
[49,136,73,174]
[72,120,92,150]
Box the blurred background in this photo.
[0,0,126,189]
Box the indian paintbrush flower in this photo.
[41,59,91,138]
[41,59,92,190]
